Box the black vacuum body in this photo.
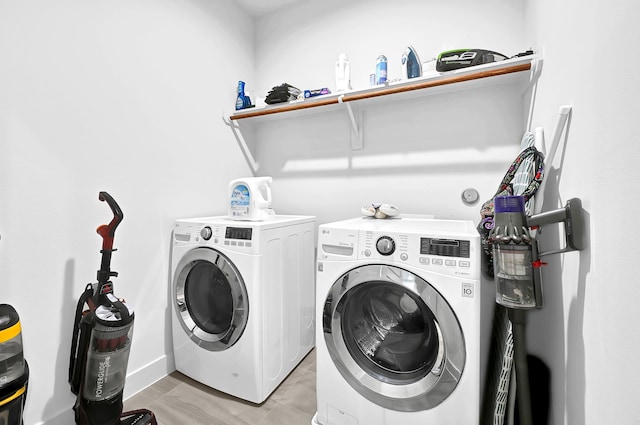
[71,296,135,425]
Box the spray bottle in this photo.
[236,81,249,110]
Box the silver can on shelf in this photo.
[375,55,388,85]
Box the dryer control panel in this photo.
[173,221,261,255]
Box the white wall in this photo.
[252,0,531,225]
[255,0,528,98]
[4,0,638,424]
[0,1,254,423]
[252,0,640,424]
[524,1,640,424]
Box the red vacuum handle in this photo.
[96,191,123,251]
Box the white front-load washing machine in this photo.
[314,217,493,425]
[170,215,316,404]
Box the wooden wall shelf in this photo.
[228,56,539,122]
[224,56,541,175]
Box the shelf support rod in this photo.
[338,95,363,150]
[533,105,572,215]
[222,114,258,176]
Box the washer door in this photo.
[174,247,248,351]
[323,264,465,412]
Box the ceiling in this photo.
[233,0,309,17]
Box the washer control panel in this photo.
[420,237,470,258]
[360,230,477,277]
[318,217,480,278]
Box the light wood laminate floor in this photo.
[124,349,317,425]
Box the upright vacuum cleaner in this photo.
[69,192,156,425]
[0,304,28,425]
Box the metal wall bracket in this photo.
[528,197,586,256]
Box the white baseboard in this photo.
[124,352,176,400]
[35,353,175,425]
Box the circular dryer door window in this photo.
[174,247,248,351]
[323,264,465,412]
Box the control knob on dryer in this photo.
[201,226,213,240]
[376,236,395,256]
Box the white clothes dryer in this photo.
[313,217,493,425]
[171,215,316,404]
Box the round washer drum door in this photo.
[323,264,465,412]
[174,247,249,351]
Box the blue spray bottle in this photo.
[236,81,247,110]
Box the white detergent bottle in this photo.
[335,53,351,92]
[228,176,276,221]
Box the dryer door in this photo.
[173,247,248,351]
[323,264,465,412]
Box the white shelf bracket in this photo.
[339,95,363,150]
[523,57,543,95]
[222,114,258,176]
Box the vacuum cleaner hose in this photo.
[508,309,533,425]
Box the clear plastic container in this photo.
[0,306,25,389]
[493,244,537,308]
[82,322,133,402]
